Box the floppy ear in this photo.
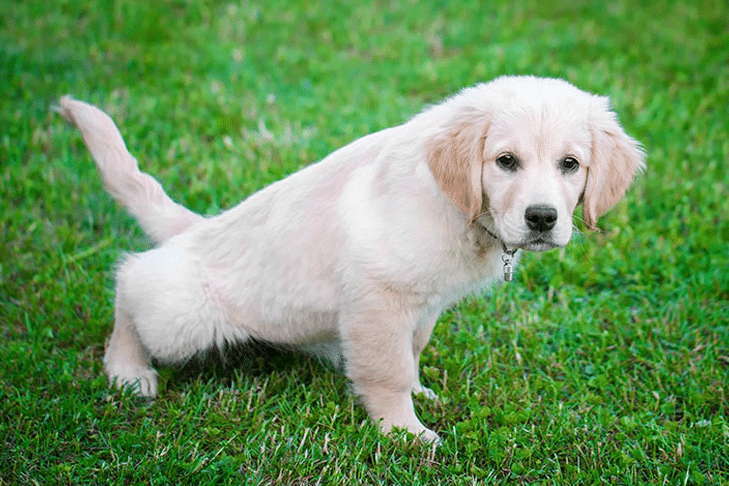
[426,109,491,225]
[583,98,646,229]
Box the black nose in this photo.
[525,205,558,232]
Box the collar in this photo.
[479,224,518,282]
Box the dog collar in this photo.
[480,225,518,282]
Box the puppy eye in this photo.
[560,156,580,173]
[496,154,519,172]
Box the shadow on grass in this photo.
[160,339,336,395]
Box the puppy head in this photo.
[427,76,645,251]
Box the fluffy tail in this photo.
[56,96,203,244]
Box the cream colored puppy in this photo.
[58,76,644,443]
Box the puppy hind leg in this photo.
[105,249,249,397]
[104,299,158,398]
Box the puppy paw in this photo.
[388,423,442,445]
[106,365,159,398]
[410,427,443,446]
[413,385,439,401]
[417,428,442,445]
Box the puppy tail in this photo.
[55,96,203,244]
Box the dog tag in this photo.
[503,261,513,281]
[502,249,517,282]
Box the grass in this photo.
[1,0,728,483]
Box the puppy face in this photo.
[478,80,593,250]
[428,76,645,250]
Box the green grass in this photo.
[1,0,728,484]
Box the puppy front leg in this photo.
[411,313,439,401]
[341,300,440,443]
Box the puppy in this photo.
[57,76,644,443]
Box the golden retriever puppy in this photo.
[57,76,644,443]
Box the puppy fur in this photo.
[57,76,644,442]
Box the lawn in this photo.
[1,0,727,484]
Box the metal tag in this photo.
[503,261,513,281]
[502,249,517,282]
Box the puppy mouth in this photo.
[518,235,561,252]
[478,221,564,252]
